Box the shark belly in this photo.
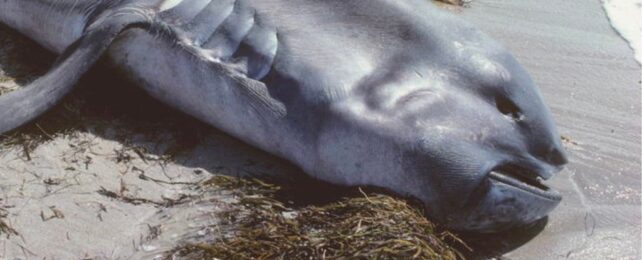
[108,27,291,161]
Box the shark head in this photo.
[0,0,568,233]
[307,2,568,232]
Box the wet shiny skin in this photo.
[0,0,568,231]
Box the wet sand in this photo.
[460,1,641,258]
[0,0,640,259]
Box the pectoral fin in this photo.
[0,11,154,134]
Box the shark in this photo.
[0,0,568,232]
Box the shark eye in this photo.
[496,95,524,121]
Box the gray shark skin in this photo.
[0,0,568,232]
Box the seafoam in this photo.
[601,0,642,69]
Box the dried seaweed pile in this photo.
[171,176,467,259]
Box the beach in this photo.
[461,0,641,258]
[0,0,640,259]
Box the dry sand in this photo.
[0,0,640,259]
[0,16,308,258]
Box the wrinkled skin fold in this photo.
[0,0,567,232]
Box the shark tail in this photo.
[0,11,154,134]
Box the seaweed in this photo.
[170,176,468,259]
[0,206,18,238]
[434,0,471,7]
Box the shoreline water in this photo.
[462,0,641,258]
[601,0,642,66]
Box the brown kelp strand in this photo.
[170,175,468,259]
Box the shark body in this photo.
[0,0,568,231]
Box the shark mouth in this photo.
[488,164,562,201]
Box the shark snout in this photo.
[541,145,568,167]
[528,137,569,179]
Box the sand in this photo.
[0,16,309,258]
[460,1,641,258]
[0,0,640,259]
